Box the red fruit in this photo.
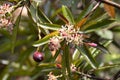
[33,51,44,62]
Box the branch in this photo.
[95,0,120,9]
[112,70,120,80]
[85,1,101,17]
[75,71,111,80]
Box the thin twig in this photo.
[75,71,111,80]
[85,1,101,18]
[95,0,120,9]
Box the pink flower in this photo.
[0,3,13,32]
[59,28,68,38]
[0,18,13,31]
[49,37,61,51]
[0,4,12,15]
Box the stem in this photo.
[85,1,101,18]
[95,0,120,9]
[75,71,111,80]
[61,41,71,80]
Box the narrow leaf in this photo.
[104,1,115,18]
[95,63,120,71]
[62,43,72,80]
[75,17,88,29]
[77,45,98,69]
[84,19,115,31]
[38,23,61,30]
[72,49,80,61]
[37,6,52,23]
[11,7,23,53]
[62,5,75,24]
[33,31,59,47]
[58,13,69,24]
[96,30,113,39]
[76,4,93,22]
[0,29,11,39]
[27,4,38,23]
[75,4,93,29]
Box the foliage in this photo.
[0,0,120,80]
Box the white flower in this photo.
[71,64,77,72]
[49,37,61,51]
[59,24,84,45]
[0,4,12,15]
[47,72,62,80]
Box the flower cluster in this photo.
[47,72,62,80]
[49,37,61,51]
[0,4,12,16]
[0,3,13,31]
[49,24,85,51]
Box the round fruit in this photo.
[33,51,44,62]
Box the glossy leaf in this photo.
[62,5,75,24]
[75,4,93,29]
[38,23,61,30]
[33,31,59,47]
[96,63,120,71]
[84,18,115,31]
[92,40,112,57]
[96,30,113,39]
[77,45,98,69]
[62,43,72,80]
[77,4,93,22]
[72,49,80,61]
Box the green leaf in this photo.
[17,48,34,67]
[11,7,23,54]
[72,49,80,61]
[77,45,98,69]
[33,31,59,47]
[76,4,93,22]
[62,5,75,24]
[62,43,72,80]
[95,43,110,54]
[84,19,115,32]
[38,23,61,30]
[95,63,120,71]
[37,5,52,23]
[0,29,11,39]
[92,40,112,57]
[96,30,113,39]
[27,4,38,23]
[0,41,11,53]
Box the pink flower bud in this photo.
[87,42,97,47]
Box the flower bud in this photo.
[87,42,97,47]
